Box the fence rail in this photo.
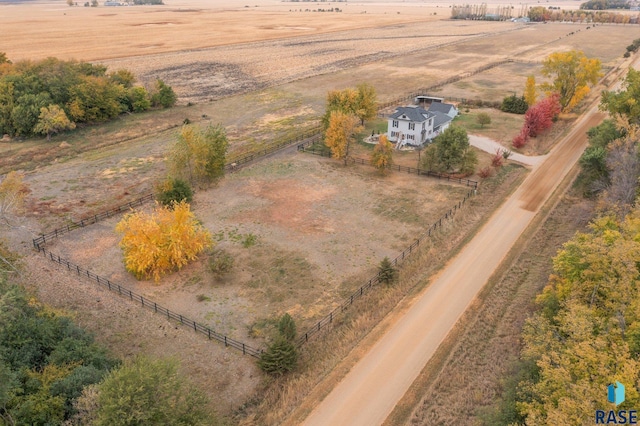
[32,193,155,249]
[35,245,263,358]
[297,142,478,189]
[295,154,477,346]
[226,126,323,170]
[33,128,325,250]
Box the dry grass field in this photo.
[41,153,472,343]
[3,0,640,423]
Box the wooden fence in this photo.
[226,126,323,170]
[34,245,263,358]
[32,193,155,249]
[296,185,476,346]
[297,142,478,189]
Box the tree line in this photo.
[492,67,640,425]
[580,0,631,10]
[528,6,638,23]
[0,54,175,140]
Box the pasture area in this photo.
[43,153,472,344]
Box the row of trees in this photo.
[508,66,640,424]
[0,55,175,139]
[580,0,631,10]
[579,67,640,208]
[528,6,639,23]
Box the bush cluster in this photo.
[500,94,528,114]
[0,276,118,424]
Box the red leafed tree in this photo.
[524,94,561,137]
[512,128,529,148]
[491,149,504,168]
[513,93,561,148]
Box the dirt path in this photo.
[468,134,546,167]
[297,101,605,425]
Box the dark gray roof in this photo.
[390,106,434,123]
[432,111,452,129]
[428,102,456,114]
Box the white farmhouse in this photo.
[388,106,434,147]
[387,102,458,148]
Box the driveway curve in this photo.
[468,134,547,167]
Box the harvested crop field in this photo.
[43,153,472,344]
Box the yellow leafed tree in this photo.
[324,111,361,165]
[371,135,394,174]
[524,75,537,106]
[541,50,601,113]
[116,201,213,282]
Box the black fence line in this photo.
[33,128,325,250]
[297,142,478,189]
[295,183,477,346]
[32,193,155,249]
[225,126,323,170]
[34,245,263,358]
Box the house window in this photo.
[390,131,396,137]
[409,123,415,130]
[422,122,426,130]
[392,120,399,128]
